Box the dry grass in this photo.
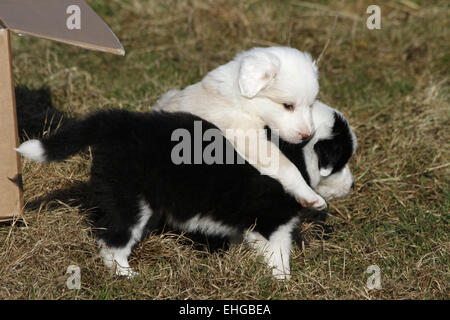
[0,0,448,299]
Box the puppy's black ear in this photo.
[314,111,355,176]
[314,138,340,177]
[238,51,280,98]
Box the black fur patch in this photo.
[313,111,354,174]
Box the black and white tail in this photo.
[16,109,133,162]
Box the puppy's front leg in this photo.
[228,131,326,210]
[277,155,327,209]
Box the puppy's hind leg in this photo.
[97,197,154,278]
[244,231,287,279]
[99,242,138,278]
[266,217,299,280]
[244,217,299,280]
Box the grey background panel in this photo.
[0,0,124,54]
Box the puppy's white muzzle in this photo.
[316,164,354,200]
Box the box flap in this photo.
[0,0,124,55]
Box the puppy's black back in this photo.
[88,111,304,246]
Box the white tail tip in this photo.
[15,139,47,162]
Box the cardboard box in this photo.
[0,28,23,222]
[0,0,124,221]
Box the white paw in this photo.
[295,190,327,210]
[115,266,139,278]
[311,195,327,210]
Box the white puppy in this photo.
[154,46,327,209]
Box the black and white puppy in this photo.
[16,101,356,280]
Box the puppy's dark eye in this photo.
[283,103,295,111]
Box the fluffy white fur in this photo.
[154,46,327,209]
[14,139,46,163]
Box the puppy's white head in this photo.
[236,47,319,143]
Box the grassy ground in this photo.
[0,0,448,299]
